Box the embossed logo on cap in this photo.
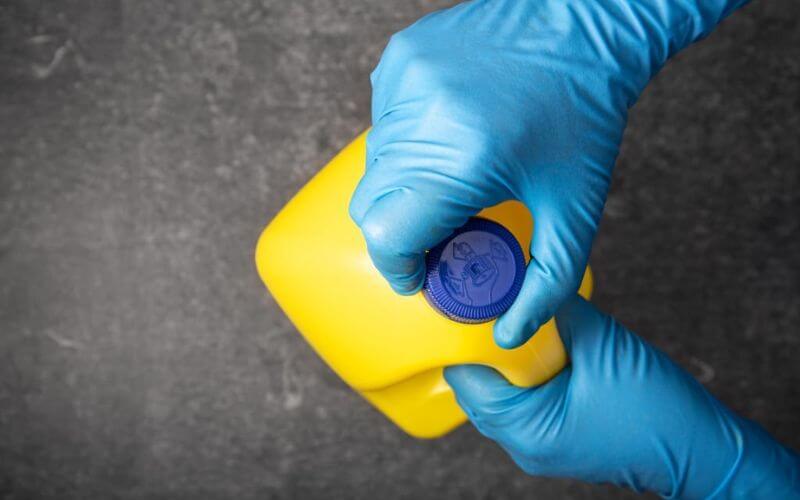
[423,217,526,323]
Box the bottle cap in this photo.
[422,217,525,323]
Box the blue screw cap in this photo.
[422,217,526,324]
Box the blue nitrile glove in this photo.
[444,296,800,498]
[350,0,748,348]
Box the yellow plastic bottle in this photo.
[255,131,592,438]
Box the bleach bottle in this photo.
[255,131,592,438]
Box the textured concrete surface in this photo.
[0,1,798,498]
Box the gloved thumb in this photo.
[443,364,571,440]
[445,296,596,438]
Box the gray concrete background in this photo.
[0,1,797,498]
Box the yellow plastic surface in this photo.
[255,131,592,438]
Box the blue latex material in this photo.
[349,0,749,348]
[444,296,800,498]
[423,217,525,323]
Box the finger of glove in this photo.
[494,197,600,349]
[350,124,494,294]
[354,184,481,294]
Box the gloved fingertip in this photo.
[493,314,537,350]
[347,180,372,227]
[359,204,428,296]
[492,257,574,349]
[444,365,526,412]
[370,251,425,295]
[348,203,366,226]
[492,322,525,350]
[388,267,426,295]
[443,364,508,394]
[442,365,469,386]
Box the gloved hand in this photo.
[444,296,800,498]
[350,0,748,348]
